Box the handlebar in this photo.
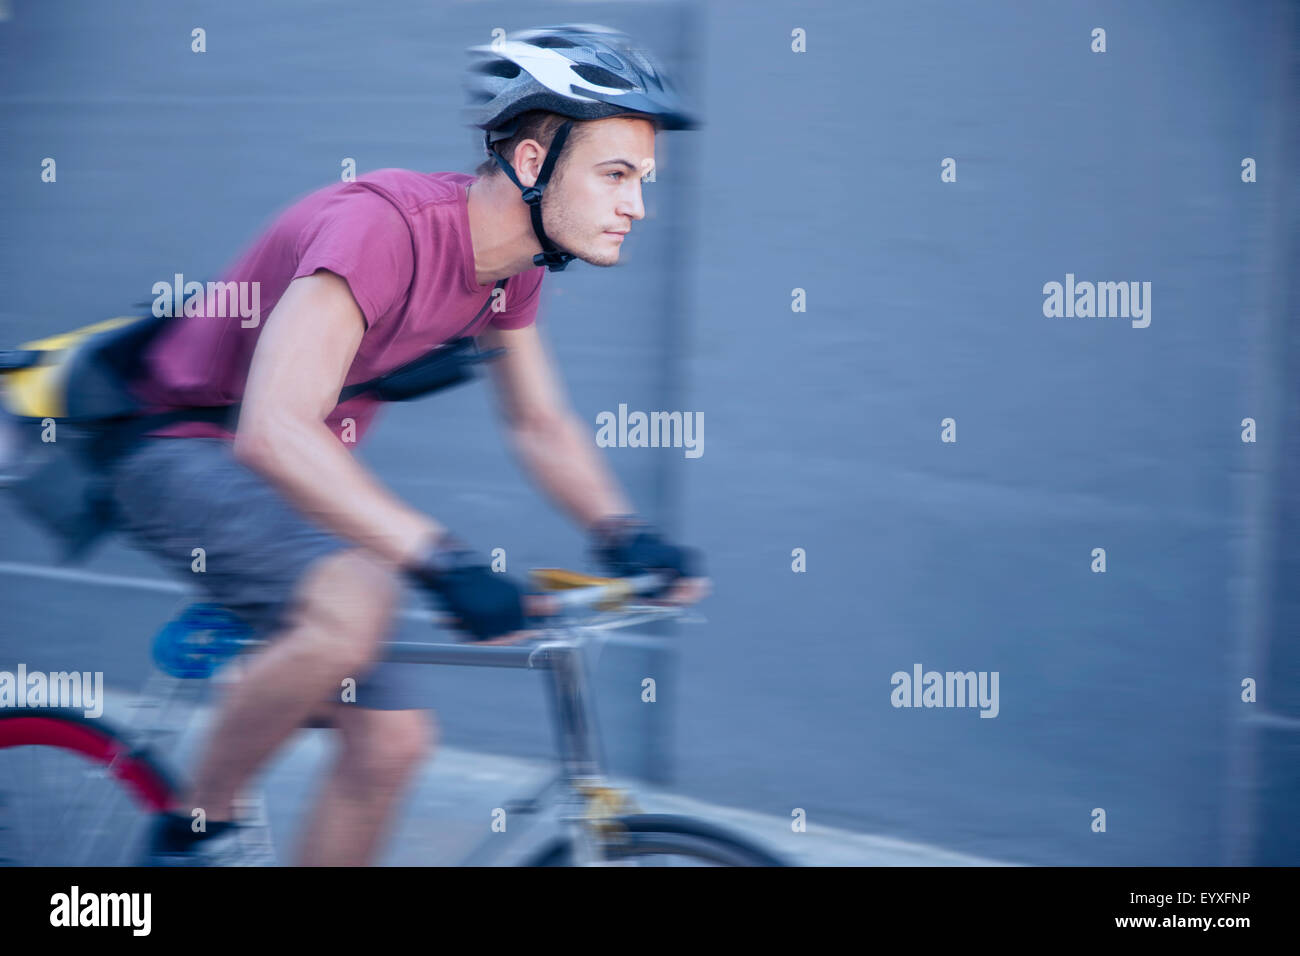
[528,569,668,612]
[150,568,697,679]
[423,568,696,640]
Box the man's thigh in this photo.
[109,436,430,711]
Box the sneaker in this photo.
[138,816,277,867]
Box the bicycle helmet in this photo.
[464,23,698,271]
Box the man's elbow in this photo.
[231,412,291,471]
[231,427,270,470]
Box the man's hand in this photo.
[588,516,710,606]
[407,532,540,642]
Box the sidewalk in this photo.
[105,688,1015,867]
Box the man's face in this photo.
[540,116,656,267]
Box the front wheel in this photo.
[0,707,179,866]
[524,813,789,866]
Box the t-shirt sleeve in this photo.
[489,267,545,330]
[292,187,414,329]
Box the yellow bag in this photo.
[0,313,167,560]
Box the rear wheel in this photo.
[525,813,788,866]
[0,708,178,866]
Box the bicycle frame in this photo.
[379,604,672,865]
[1,575,713,866]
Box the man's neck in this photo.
[465,177,543,286]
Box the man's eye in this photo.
[607,171,624,181]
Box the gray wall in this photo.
[1,0,1293,864]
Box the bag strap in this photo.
[91,278,511,464]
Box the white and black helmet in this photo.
[464,23,698,271]
[465,22,697,137]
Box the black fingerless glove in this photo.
[588,515,703,594]
[407,533,526,641]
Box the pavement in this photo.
[92,685,1012,867]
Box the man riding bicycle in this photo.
[120,23,707,865]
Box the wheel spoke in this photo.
[0,715,175,866]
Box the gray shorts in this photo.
[108,437,428,710]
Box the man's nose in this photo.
[618,181,646,222]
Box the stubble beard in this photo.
[540,182,619,269]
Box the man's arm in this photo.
[481,322,709,605]
[479,323,633,531]
[231,270,443,567]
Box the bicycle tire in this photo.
[524,812,789,866]
[0,707,179,866]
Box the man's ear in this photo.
[513,139,547,187]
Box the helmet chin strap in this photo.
[485,121,577,272]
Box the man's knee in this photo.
[288,550,402,671]
[337,708,436,786]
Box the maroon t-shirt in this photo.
[133,169,544,441]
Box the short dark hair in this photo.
[474,110,591,180]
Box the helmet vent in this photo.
[571,64,635,90]
[475,59,520,79]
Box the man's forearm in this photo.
[233,418,443,568]
[507,413,633,530]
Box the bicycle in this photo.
[0,568,788,867]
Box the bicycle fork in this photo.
[535,631,639,865]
